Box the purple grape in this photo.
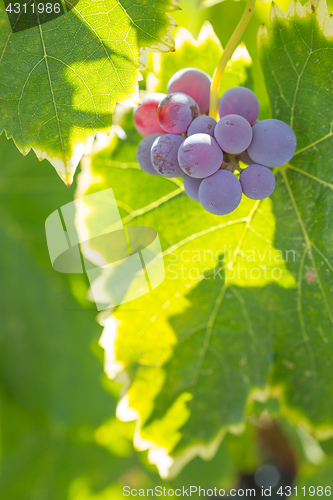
[199,170,242,215]
[236,150,254,165]
[240,164,276,200]
[133,93,166,136]
[187,116,217,137]
[184,175,202,202]
[151,134,185,177]
[247,119,297,168]
[157,93,199,135]
[178,133,223,178]
[136,134,163,176]
[219,87,259,126]
[214,114,252,155]
[167,68,212,115]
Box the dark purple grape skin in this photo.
[240,164,276,200]
[199,170,242,215]
[157,93,200,135]
[137,134,163,176]
[219,87,260,126]
[187,116,217,137]
[184,175,202,202]
[247,119,297,168]
[178,133,223,178]
[214,114,253,155]
[151,134,185,177]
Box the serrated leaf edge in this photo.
[264,0,333,39]
[1,1,178,185]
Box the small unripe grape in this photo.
[133,93,166,136]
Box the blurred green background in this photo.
[1,0,333,498]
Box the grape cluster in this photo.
[134,68,297,216]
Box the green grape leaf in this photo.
[0,0,177,185]
[76,3,333,479]
[196,0,230,7]
[0,135,112,427]
[292,457,333,499]
[0,133,126,498]
[76,24,272,478]
[0,136,259,497]
[258,0,333,433]
[0,136,248,498]
[195,0,269,7]
[81,152,292,478]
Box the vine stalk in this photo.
[209,0,256,120]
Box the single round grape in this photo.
[247,119,297,168]
[178,133,223,178]
[137,134,163,176]
[151,134,185,177]
[219,87,259,126]
[184,175,202,202]
[158,93,199,135]
[199,170,242,215]
[240,164,276,200]
[133,93,166,136]
[167,68,212,115]
[214,114,252,155]
[187,116,217,137]
[236,150,254,165]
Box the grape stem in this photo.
[229,155,243,173]
[221,155,243,173]
[209,0,256,120]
